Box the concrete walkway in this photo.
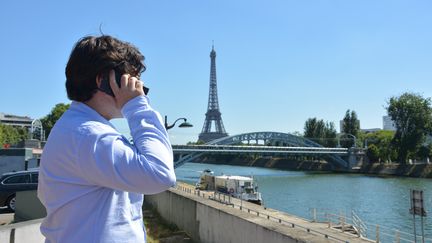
[176,182,373,243]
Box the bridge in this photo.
[173,132,357,169]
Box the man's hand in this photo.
[109,70,145,108]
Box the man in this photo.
[37,35,176,243]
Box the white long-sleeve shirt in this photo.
[37,95,176,243]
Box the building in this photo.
[0,112,33,128]
[1,112,44,145]
[383,116,396,131]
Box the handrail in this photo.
[351,211,367,238]
[313,209,431,243]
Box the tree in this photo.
[366,144,380,163]
[361,130,396,163]
[0,124,28,147]
[341,110,360,147]
[417,145,432,161]
[387,92,432,163]
[323,122,337,147]
[304,118,337,147]
[41,103,70,139]
[304,118,321,140]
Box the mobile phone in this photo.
[100,71,149,96]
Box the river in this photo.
[175,162,432,242]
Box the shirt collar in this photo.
[70,101,117,130]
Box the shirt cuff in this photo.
[121,95,150,119]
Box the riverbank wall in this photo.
[193,155,432,178]
[359,162,432,178]
[196,154,333,171]
[144,184,344,243]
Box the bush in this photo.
[367,144,380,163]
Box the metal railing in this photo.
[312,209,432,243]
[352,211,367,238]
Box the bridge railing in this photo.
[173,144,349,152]
[173,144,349,155]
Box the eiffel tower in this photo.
[198,45,228,143]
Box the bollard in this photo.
[375,225,380,243]
[340,211,345,232]
[341,217,345,232]
[394,229,400,243]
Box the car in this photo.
[0,169,39,211]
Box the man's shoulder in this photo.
[52,109,118,139]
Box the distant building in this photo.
[383,116,396,131]
[0,112,33,128]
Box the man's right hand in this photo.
[109,70,145,109]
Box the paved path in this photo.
[0,207,14,225]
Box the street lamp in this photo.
[164,116,193,130]
[337,133,357,148]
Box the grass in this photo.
[143,203,192,243]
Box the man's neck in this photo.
[84,92,121,120]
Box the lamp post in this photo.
[337,133,357,148]
[164,116,193,130]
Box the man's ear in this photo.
[95,74,103,88]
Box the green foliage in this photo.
[41,103,70,139]
[341,109,360,147]
[417,145,432,160]
[366,144,380,163]
[304,118,337,147]
[0,124,28,147]
[387,92,432,163]
[360,130,397,162]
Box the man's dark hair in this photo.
[65,35,146,102]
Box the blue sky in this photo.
[1,1,431,144]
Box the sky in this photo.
[1,0,431,144]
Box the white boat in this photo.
[196,169,263,205]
